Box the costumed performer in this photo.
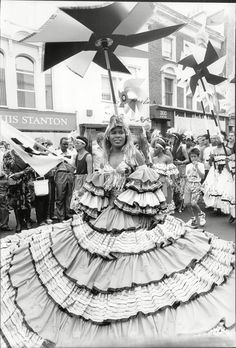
[203,135,231,213]
[0,115,235,348]
[151,137,178,214]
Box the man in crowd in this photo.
[0,141,12,231]
[54,137,75,222]
[200,134,214,181]
[92,132,104,171]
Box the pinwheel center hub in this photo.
[95,38,113,49]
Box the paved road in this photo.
[1,205,235,242]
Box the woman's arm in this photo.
[135,149,145,166]
[86,153,93,174]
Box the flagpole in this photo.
[199,78,227,156]
[95,38,118,116]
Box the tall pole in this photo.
[103,48,119,116]
[199,78,227,156]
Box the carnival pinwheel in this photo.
[119,78,147,113]
[178,41,227,95]
[23,2,184,113]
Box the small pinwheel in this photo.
[119,78,147,113]
[178,41,227,95]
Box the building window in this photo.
[101,75,121,102]
[197,101,202,111]
[177,86,184,108]
[164,77,173,106]
[186,93,193,109]
[0,52,7,106]
[45,70,53,110]
[162,36,176,61]
[16,56,35,108]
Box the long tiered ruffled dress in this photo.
[221,159,235,218]
[152,162,179,214]
[0,164,235,348]
[203,153,233,211]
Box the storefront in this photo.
[150,106,174,135]
[0,108,77,148]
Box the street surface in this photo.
[1,205,235,242]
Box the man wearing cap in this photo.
[54,137,75,222]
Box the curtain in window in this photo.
[0,52,7,106]
[45,71,53,110]
[165,78,173,106]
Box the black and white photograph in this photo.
[0,1,235,347]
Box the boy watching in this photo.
[184,148,206,228]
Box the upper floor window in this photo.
[162,36,176,61]
[164,77,173,106]
[186,92,193,110]
[101,75,122,102]
[0,52,7,106]
[45,70,53,110]
[16,56,35,108]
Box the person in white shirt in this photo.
[184,148,206,228]
[54,137,75,222]
[200,134,214,181]
[92,133,104,171]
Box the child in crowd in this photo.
[184,148,206,228]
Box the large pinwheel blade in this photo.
[207,55,226,75]
[114,45,149,58]
[60,3,129,36]
[23,9,92,43]
[93,51,131,74]
[178,54,198,69]
[126,90,138,99]
[136,101,143,112]
[43,42,87,71]
[190,74,201,95]
[128,100,137,112]
[113,2,154,35]
[119,24,185,48]
[176,66,194,82]
[205,74,227,85]
[201,41,219,68]
[123,78,145,90]
[66,51,97,77]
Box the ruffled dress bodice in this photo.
[1,164,235,348]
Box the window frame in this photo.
[162,35,176,62]
[44,69,53,110]
[101,74,123,103]
[0,51,7,106]
[16,55,36,109]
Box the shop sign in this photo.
[150,107,173,120]
[0,110,76,131]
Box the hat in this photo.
[75,136,88,147]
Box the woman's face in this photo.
[109,126,126,148]
[74,139,85,151]
[154,142,163,155]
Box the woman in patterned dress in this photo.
[0,116,235,348]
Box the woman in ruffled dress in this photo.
[0,115,235,348]
[203,135,231,213]
[151,137,179,214]
[221,144,235,223]
[169,132,189,212]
